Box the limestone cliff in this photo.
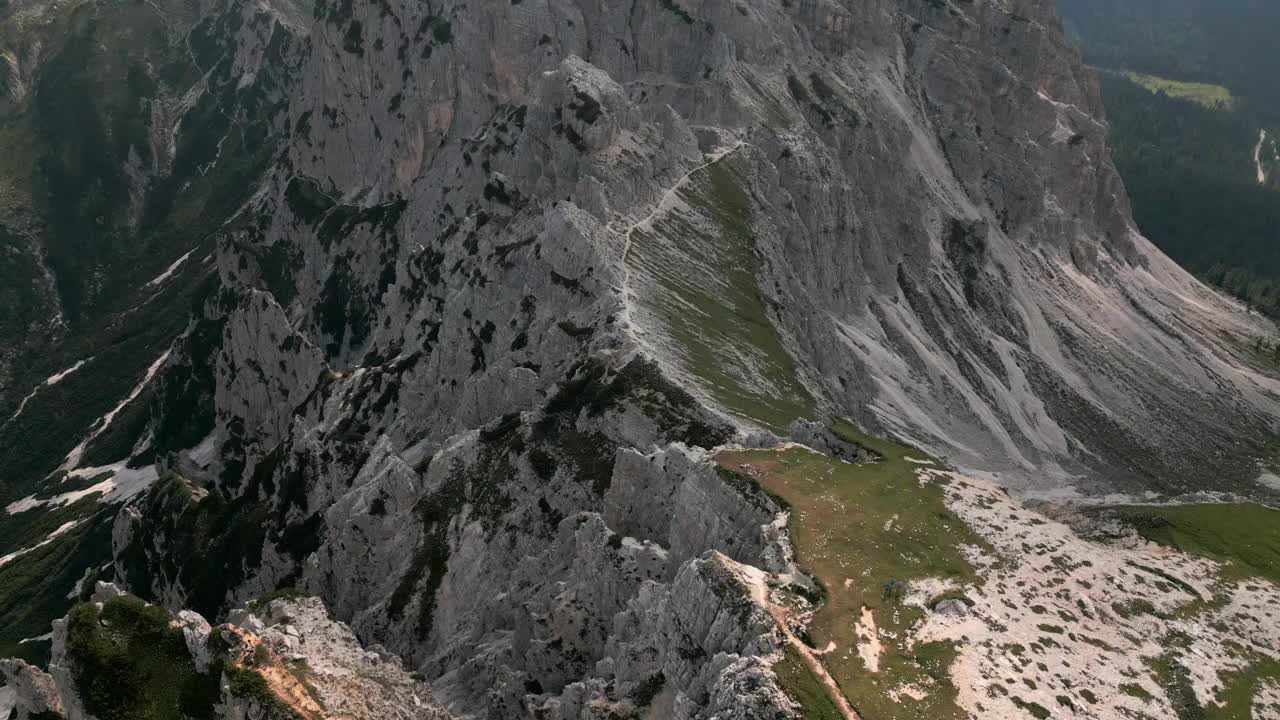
[107,0,1280,716]
[1,584,451,720]
[3,0,1280,718]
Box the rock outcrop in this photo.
[222,596,452,720]
[115,370,803,716]
[98,0,1280,717]
[0,658,63,720]
[1,585,451,720]
[5,0,1280,718]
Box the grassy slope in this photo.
[0,510,114,665]
[1146,640,1279,720]
[66,595,222,720]
[1108,502,1280,719]
[718,419,986,720]
[1210,655,1280,720]
[65,594,304,720]
[0,0,214,481]
[772,645,846,720]
[1118,70,1235,110]
[627,156,814,433]
[0,0,257,664]
[1110,502,1280,586]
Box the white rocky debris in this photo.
[5,463,159,515]
[61,349,171,472]
[904,470,1280,720]
[1256,129,1269,184]
[5,357,94,424]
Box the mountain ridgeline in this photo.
[0,0,298,666]
[2,0,1280,718]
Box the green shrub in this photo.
[224,664,301,718]
[65,596,220,720]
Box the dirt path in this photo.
[259,661,326,719]
[613,141,746,326]
[730,559,862,720]
[222,627,326,719]
[769,600,863,720]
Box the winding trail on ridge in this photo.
[611,152,859,715]
[732,558,863,720]
[614,141,747,330]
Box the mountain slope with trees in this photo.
[1058,0,1280,318]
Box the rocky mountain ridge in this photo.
[9,451,1280,720]
[2,0,1279,718]
[1,583,452,720]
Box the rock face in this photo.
[116,370,801,717]
[223,596,452,720]
[104,0,1280,716]
[135,0,1279,503]
[0,0,319,656]
[6,0,1280,718]
[0,658,63,720]
[1,586,451,720]
[0,0,294,410]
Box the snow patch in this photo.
[61,350,171,472]
[144,249,194,288]
[0,519,83,568]
[6,357,94,423]
[1255,129,1268,185]
[5,463,159,515]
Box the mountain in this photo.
[2,0,1280,718]
[0,0,299,666]
[1056,0,1280,319]
[3,583,449,720]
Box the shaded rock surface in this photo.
[1,586,451,720]
[225,596,452,720]
[107,0,1280,716]
[5,0,1280,718]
